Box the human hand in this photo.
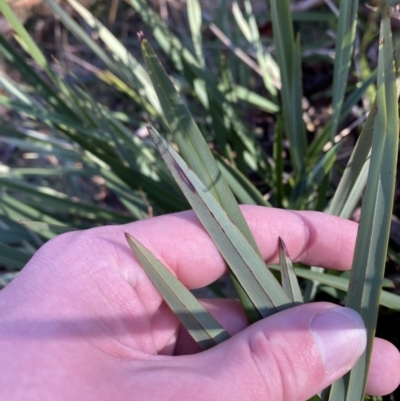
[0,206,399,401]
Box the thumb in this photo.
[198,302,366,401]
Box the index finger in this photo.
[125,206,357,289]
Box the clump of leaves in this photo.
[0,0,399,399]
[126,5,399,400]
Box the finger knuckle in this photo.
[247,330,299,401]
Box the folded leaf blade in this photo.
[148,126,292,317]
[328,10,399,401]
[278,237,303,305]
[125,233,230,350]
[140,33,265,322]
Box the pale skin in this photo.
[0,206,399,401]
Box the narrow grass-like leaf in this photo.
[0,216,36,244]
[187,0,204,67]
[329,12,398,401]
[0,72,33,105]
[125,233,230,350]
[42,0,116,75]
[305,143,342,196]
[273,267,400,310]
[242,0,279,97]
[18,221,77,234]
[0,178,130,223]
[233,85,279,113]
[0,140,73,161]
[343,14,398,401]
[269,0,306,176]
[0,166,96,177]
[186,0,208,111]
[214,154,270,206]
[0,196,67,239]
[219,55,247,173]
[141,36,233,208]
[307,72,376,161]
[0,0,46,68]
[65,0,160,113]
[273,117,284,208]
[0,242,32,269]
[330,0,359,140]
[304,85,380,303]
[141,34,265,321]
[148,125,292,317]
[232,0,278,97]
[129,0,199,70]
[278,237,303,304]
[302,103,375,303]
[211,55,234,163]
[0,36,74,116]
[231,1,252,42]
[328,103,374,218]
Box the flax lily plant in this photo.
[0,0,399,399]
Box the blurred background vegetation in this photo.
[0,0,399,399]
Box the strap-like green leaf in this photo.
[278,238,303,305]
[269,0,306,176]
[232,0,278,97]
[330,0,359,141]
[64,0,160,113]
[307,72,376,161]
[328,102,374,219]
[277,267,400,310]
[215,154,270,206]
[140,34,265,322]
[148,125,292,317]
[0,36,73,116]
[19,221,76,235]
[0,178,130,223]
[329,11,398,401]
[187,0,204,68]
[125,233,230,350]
[0,0,46,68]
[0,242,32,269]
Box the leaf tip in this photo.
[278,236,289,257]
[137,31,146,44]
[147,126,165,152]
[124,232,134,243]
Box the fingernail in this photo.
[310,307,366,373]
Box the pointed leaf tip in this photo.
[147,125,163,150]
[278,236,288,255]
[124,228,231,349]
[278,236,303,305]
[137,31,146,43]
